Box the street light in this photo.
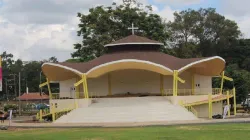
[4,78,8,101]
[9,74,18,100]
[40,71,43,93]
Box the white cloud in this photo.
[221,0,250,17]
[0,0,114,61]
[154,0,202,7]
[0,0,110,24]
[156,6,176,22]
[221,0,250,38]
[225,15,250,38]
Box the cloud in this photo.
[153,0,202,7]
[0,21,81,61]
[0,0,115,61]
[156,6,176,22]
[0,0,111,24]
[221,0,250,17]
[225,15,250,38]
[221,0,250,38]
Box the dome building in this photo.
[40,34,235,123]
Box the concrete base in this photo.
[55,97,198,123]
[50,99,92,112]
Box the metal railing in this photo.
[165,88,224,96]
[179,100,198,117]
[50,92,100,100]
[55,107,74,121]
[49,88,233,100]
[36,103,76,122]
[185,106,198,117]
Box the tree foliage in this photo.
[72,2,248,102]
[168,8,241,58]
[0,52,58,100]
[1,2,250,103]
[72,2,169,62]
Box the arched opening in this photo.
[87,69,173,97]
[178,57,225,76]
[42,63,81,81]
[86,59,173,78]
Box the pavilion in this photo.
[39,33,236,123]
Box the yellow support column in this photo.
[233,87,236,116]
[220,71,225,94]
[160,74,164,96]
[47,78,52,99]
[75,86,79,99]
[208,94,212,119]
[175,71,178,96]
[83,74,89,99]
[108,74,112,96]
[81,74,87,98]
[173,71,176,96]
[192,74,195,95]
[39,109,42,121]
[52,103,55,122]
[75,99,78,109]
[75,78,80,99]
[227,91,230,117]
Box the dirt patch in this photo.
[3,127,32,131]
[177,126,202,130]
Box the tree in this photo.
[168,8,241,58]
[72,1,169,62]
[48,56,58,63]
[0,53,60,100]
[65,58,81,63]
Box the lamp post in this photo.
[4,78,8,101]
[9,74,18,100]
[18,72,21,115]
[40,71,43,93]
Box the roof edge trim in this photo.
[42,63,83,76]
[177,56,225,73]
[86,59,173,75]
[104,42,164,47]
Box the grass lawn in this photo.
[1,123,250,140]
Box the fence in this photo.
[164,88,226,96]
[0,100,49,116]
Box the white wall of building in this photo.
[50,99,92,112]
[59,78,76,98]
[88,69,163,96]
[58,70,213,97]
[194,74,212,94]
[111,70,161,94]
[88,74,109,96]
[193,101,223,118]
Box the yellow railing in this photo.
[37,103,76,122]
[55,107,74,121]
[178,100,198,117]
[165,88,224,96]
[186,106,198,117]
[50,92,99,100]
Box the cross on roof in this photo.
[128,23,138,35]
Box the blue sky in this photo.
[0,0,3,7]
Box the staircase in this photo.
[55,97,198,123]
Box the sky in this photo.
[0,0,250,61]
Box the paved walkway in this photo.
[1,116,250,128]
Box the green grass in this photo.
[1,123,250,140]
